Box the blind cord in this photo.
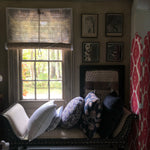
[38,8,42,57]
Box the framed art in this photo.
[82,42,100,63]
[81,14,98,38]
[106,42,123,62]
[105,13,123,37]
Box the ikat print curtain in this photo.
[129,32,150,150]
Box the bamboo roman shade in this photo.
[6,8,72,50]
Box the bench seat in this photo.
[0,103,136,150]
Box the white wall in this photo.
[136,0,150,10]
[131,0,150,39]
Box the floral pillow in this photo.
[61,97,84,128]
[80,92,102,138]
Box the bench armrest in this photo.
[2,103,29,139]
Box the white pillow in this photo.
[27,101,56,141]
[46,106,63,131]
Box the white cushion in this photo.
[46,106,63,131]
[27,101,56,141]
[3,103,29,139]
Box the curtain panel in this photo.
[8,50,20,105]
[129,32,150,150]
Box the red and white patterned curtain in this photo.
[129,32,150,150]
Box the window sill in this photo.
[18,99,64,102]
[19,99,64,105]
[18,100,65,117]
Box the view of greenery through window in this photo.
[21,49,63,100]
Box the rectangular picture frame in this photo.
[105,13,123,37]
[81,14,98,38]
[106,42,123,62]
[82,42,100,63]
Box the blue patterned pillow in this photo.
[61,97,84,128]
[84,92,100,114]
[80,92,102,138]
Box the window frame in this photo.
[19,49,65,101]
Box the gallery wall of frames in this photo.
[81,13,124,63]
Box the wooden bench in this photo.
[0,103,136,150]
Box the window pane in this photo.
[50,81,62,99]
[36,49,48,60]
[36,62,48,80]
[49,50,62,60]
[21,49,63,100]
[36,81,48,99]
[50,62,62,80]
[23,81,35,99]
[22,49,35,60]
[22,62,35,80]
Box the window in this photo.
[21,49,63,100]
[6,8,72,103]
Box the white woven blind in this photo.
[6,8,72,50]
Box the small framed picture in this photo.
[105,13,123,37]
[106,42,123,62]
[82,42,100,63]
[81,14,98,38]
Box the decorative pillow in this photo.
[27,101,56,141]
[103,95,120,110]
[84,91,100,114]
[80,92,102,139]
[46,106,63,131]
[98,93,123,138]
[61,97,84,128]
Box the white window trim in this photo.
[19,49,63,101]
[8,49,73,109]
